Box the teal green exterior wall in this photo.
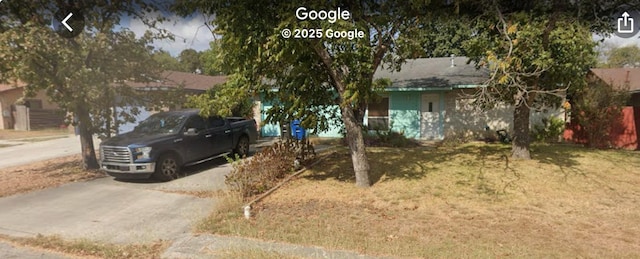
[259,99,343,138]
[260,100,281,137]
[389,92,421,139]
[261,91,447,139]
[315,105,343,138]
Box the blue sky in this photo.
[119,13,216,56]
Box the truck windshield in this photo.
[133,113,186,134]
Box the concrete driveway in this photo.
[0,156,230,244]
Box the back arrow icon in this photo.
[62,13,74,32]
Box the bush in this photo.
[224,138,315,199]
[532,117,565,143]
[571,78,629,148]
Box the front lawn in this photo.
[199,143,640,258]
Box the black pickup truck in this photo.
[99,109,257,181]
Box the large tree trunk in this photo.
[76,105,99,169]
[310,44,372,187]
[353,102,367,126]
[512,98,531,159]
[340,104,371,187]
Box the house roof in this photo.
[374,57,489,90]
[0,81,26,93]
[1,71,227,94]
[126,71,227,91]
[589,68,640,93]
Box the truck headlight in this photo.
[134,147,152,160]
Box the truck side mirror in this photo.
[184,128,198,136]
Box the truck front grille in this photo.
[101,146,132,163]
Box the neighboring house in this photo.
[0,82,65,130]
[588,67,640,106]
[126,70,227,95]
[260,57,564,139]
[115,70,227,134]
[0,71,228,133]
[564,68,640,149]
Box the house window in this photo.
[368,97,389,130]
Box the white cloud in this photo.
[125,14,216,56]
[596,34,640,48]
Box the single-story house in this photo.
[113,70,227,133]
[259,57,564,139]
[0,71,228,133]
[0,81,64,130]
[588,67,640,106]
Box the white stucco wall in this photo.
[443,89,565,139]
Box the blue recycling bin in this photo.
[290,119,306,140]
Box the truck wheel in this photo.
[234,136,250,157]
[153,154,181,181]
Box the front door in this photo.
[421,94,441,140]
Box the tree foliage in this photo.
[152,50,182,71]
[571,78,630,148]
[462,0,626,159]
[605,45,640,68]
[199,40,226,75]
[178,48,202,73]
[412,15,473,58]
[186,74,254,118]
[174,0,456,187]
[0,1,174,169]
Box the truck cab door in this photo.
[182,115,213,162]
[207,117,233,155]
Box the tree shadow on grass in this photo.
[302,142,593,189]
[530,143,586,180]
[303,144,516,185]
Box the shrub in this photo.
[571,78,629,148]
[224,138,315,199]
[532,117,565,143]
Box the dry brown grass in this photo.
[209,247,303,259]
[0,128,70,140]
[0,154,105,198]
[200,143,640,258]
[0,234,167,259]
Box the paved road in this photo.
[0,137,348,258]
[0,135,100,169]
[0,156,229,245]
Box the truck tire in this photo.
[153,154,181,181]
[233,136,250,158]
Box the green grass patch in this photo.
[199,142,640,258]
[0,234,167,259]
